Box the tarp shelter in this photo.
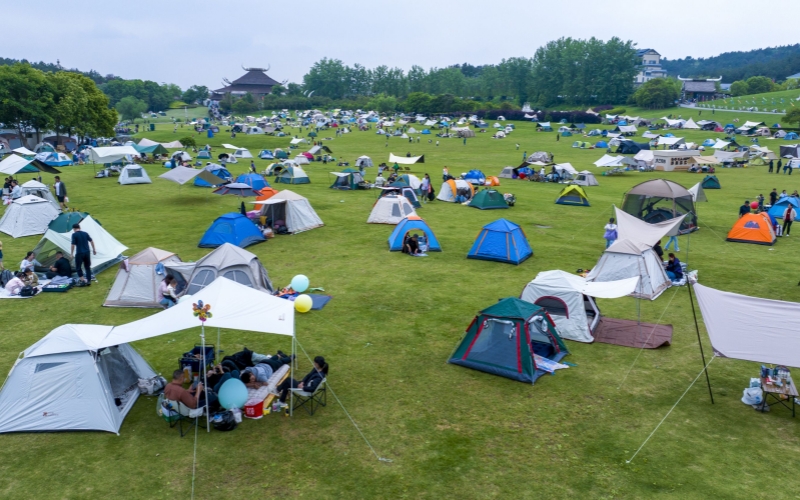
[194,165,232,187]
[622,179,697,233]
[467,219,532,265]
[133,143,168,156]
[355,156,373,167]
[448,298,568,384]
[104,248,182,307]
[554,163,578,179]
[555,185,590,206]
[682,118,700,129]
[20,180,60,211]
[275,165,310,184]
[389,153,425,165]
[118,164,152,185]
[388,215,441,252]
[87,146,139,164]
[688,182,708,203]
[573,170,599,187]
[726,213,776,246]
[0,326,157,434]
[520,270,639,343]
[330,170,364,190]
[0,195,59,238]
[468,189,508,210]
[165,244,274,295]
[367,195,417,224]
[437,179,475,203]
[768,196,799,220]
[594,154,626,167]
[235,173,269,191]
[253,190,323,234]
[198,213,265,248]
[701,175,720,189]
[0,155,59,175]
[586,208,684,300]
[33,216,127,276]
[159,166,225,186]
[694,284,800,367]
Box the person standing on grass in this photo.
[770,188,778,207]
[784,205,795,236]
[603,218,618,248]
[664,230,680,252]
[739,200,751,218]
[420,174,430,203]
[53,176,67,210]
[71,223,96,286]
[250,160,256,173]
[777,158,783,175]
[769,159,774,173]
[442,166,449,181]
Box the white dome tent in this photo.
[118,164,152,185]
[253,190,323,233]
[0,195,59,238]
[367,195,417,224]
[104,247,182,308]
[20,180,60,211]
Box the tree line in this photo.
[662,45,800,82]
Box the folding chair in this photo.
[160,397,206,437]
[290,378,327,416]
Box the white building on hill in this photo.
[635,49,667,86]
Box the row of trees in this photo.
[662,44,800,82]
[300,38,638,107]
[728,75,800,97]
[630,78,682,109]
[0,63,117,141]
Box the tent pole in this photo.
[201,326,210,431]
[290,333,295,417]
[217,327,221,361]
[687,282,714,404]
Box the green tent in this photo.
[48,212,98,233]
[448,298,569,383]
[133,144,168,155]
[468,189,508,210]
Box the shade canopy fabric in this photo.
[101,277,295,348]
[694,284,800,367]
[530,270,639,299]
[158,166,225,186]
[389,153,424,165]
[611,207,685,250]
[12,147,35,156]
[87,146,139,163]
[688,182,708,202]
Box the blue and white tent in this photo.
[34,152,73,166]
[198,213,265,248]
[467,219,532,265]
[388,216,441,252]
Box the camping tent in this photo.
[467,219,532,265]
[194,165,232,187]
[198,213,265,248]
[447,298,568,383]
[688,182,708,203]
[166,243,273,295]
[367,195,417,224]
[34,152,73,166]
[0,195,59,238]
[0,326,156,434]
[118,164,152,185]
[104,248,182,307]
[355,156,373,167]
[701,175,720,189]
[555,185,590,206]
[388,215,441,252]
[726,213,776,246]
[499,167,516,179]
[235,173,269,191]
[621,179,697,234]
[20,180,60,211]
[463,170,487,185]
[254,189,323,233]
[586,208,684,300]
[32,216,127,276]
[572,170,599,187]
[437,179,475,203]
[469,189,508,210]
[379,184,421,208]
[520,270,639,342]
[275,165,310,184]
[330,170,365,190]
[768,196,799,220]
[682,118,700,129]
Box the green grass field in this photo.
[698,88,800,114]
[2,110,800,499]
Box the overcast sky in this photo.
[4,0,795,89]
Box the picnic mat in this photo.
[593,317,672,349]
[308,294,332,310]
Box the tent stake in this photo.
[687,282,714,404]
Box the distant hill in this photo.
[662,45,800,82]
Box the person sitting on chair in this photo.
[164,369,216,410]
[46,251,72,279]
[274,356,328,409]
[665,253,683,282]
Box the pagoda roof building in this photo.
[211,65,281,100]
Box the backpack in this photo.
[20,285,38,297]
[211,410,238,431]
[0,270,13,287]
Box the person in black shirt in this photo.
[274,356,328,408]
[403,234,420,255]
[739,200,750,218]
[70,223,96,285]
[46,251,72,279]
[653,240,664,260]
[770,188,778,207]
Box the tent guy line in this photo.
[626,355,717,464]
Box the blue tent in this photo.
[463,169,486,185]
[702,139,716,147]
[595,141,608,148]
[467,219,532,265]
[768,196,800,219]
[194,167,232,187]
[785,132,799,140]
[664,133,675,138]
[236,173,270,191]
[198,213,266,248]
[259,150,274,159]
[601,130,608,137]
[388,216,442,252]
[421,129,431,134]
[617,120,628,126]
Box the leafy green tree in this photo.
[730,80,749,96]
[367,94,397,113]
[303,58,349,99]
[632,78,681,109]
[783,107,800,126]
[402,92,432,113]
[115,96,147,122]
[0,63,54,140]
[286,83,304,96]
[182,85,209,104]
[48,72,88,139]
[179,136,197,148]
[745,76,774,94]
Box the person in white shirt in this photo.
[9,181,21,200]
[53,176,67,210]
[4,273,24,295]
[19,251,41,272]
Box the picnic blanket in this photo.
[0,280,49,299]
[593,317,672,349]
[534,354,569,373]
[308,294,332,310]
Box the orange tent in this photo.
[726,213,776,245]
[255,187,279,202]
[486,176,500,186]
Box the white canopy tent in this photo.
[0,195,59,238]
[389,153,424,165]
[0,155,36,175]
[87,146,139,164]
[554,163,578,177]
[634,150,654,167]
[694,284,800,367]
[682,118,700,129]
[521,270,639,343]
[712,139,731,150]
[594,154,626,167]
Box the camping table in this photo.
[759,375,798,417]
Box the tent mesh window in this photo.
[34,362,66,373]
[391,205,401,217]
[128,168,143,178]
[223,270,253,288]
[96,347,139,399]
[533,297,569,317]
[467,319,518,368]
[187,269,216,295]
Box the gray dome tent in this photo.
[165,243,273,296]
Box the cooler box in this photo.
[244,399,264,419]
